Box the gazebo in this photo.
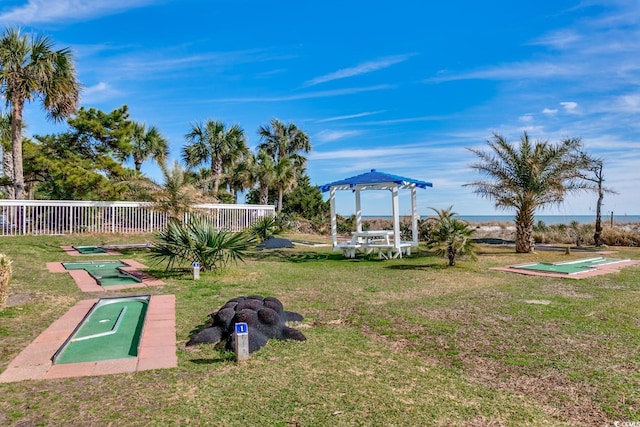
[319,169,433,258]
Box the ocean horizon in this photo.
[360,214,640,225]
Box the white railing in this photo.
[0,200,275,236]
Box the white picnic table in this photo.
[339,230,404,259]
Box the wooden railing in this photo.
[0,200,275,236]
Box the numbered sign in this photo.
[235,322,248,335]
[192,262,200,280]
[234,322,249,362]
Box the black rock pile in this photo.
[186,295,306,353]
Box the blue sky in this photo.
[1,0,639,217]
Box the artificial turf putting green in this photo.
[62,260,141,286]
[72,245,108,255]
[53,296,149,364]
[514,257,622,274]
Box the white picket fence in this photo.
[0,200,275,236]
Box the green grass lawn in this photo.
[1,233,639,426]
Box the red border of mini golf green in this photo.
[0,294,176,382]
[46,259,165,292]
[491,258,640,279]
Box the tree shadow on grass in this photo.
[384,262,451,271]
[247,249,346,263]
[189,349,235,364]
[140,267,191,280]
[287,252,353,263]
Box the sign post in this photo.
[192,262,200,280]
[234,322,249,362]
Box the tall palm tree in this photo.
[427,206,477,266]
[189,167,215,197]
[273,156,296,212]
[465,132,586,253]
[182,120,247,197]
[257,118,311,212]
[254,149,277,205]
[224,151,256,203]
[128,122,169,172]
[0,27,80,199]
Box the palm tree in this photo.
[182,120,247,197]
[0,27,80,199]
[465,132,587,253]
[127,160,206,221]
[254,149,277,205]
[128,122,169,172]
[427,206,477,266]
[257,118,311,212]
[224,151,256,203]
[155,161,207,221]
[272,156,296,212]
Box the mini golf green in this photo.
[63,260,141,286]
[514,257,622,275]
[52,295,150,364]
[72,245,108,255]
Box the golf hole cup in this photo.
[192,262,200,280]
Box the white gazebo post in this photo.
[391,186,400,252]
[355,187,363,233]
[330,187,337,248]
[411,187,418,245]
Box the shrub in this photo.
[151,215,255,272]
[601,228,640,247]
[418,217,438,242]
[336,214,356,235]
[0,253,13,310]
[534,220,548,232]
[426,207,477,266]
[251,215,280,243]
[400,222,412,241]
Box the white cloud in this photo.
[315,130,362,143]
[79,81,119,103]
[311,143,465,161]
[428,61,580,83]
[304,54,415,86]
[542,108,558,114]
[359,115,450,125]
[519,114,534,123]
[316,111,384,123]
[0,0,156,24]
[530,29,582,49]
[212,85,393,103]
[560,101,579,112]
[616,94,640,112]
[83,81,110,94]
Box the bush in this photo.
[250,215,280,243]
[151,215,255,272]
[418,218,438,242]
[601,228,640,247]
[0,253,13,310]
[336,214,356,235]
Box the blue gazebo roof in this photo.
[319,169,433,192]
